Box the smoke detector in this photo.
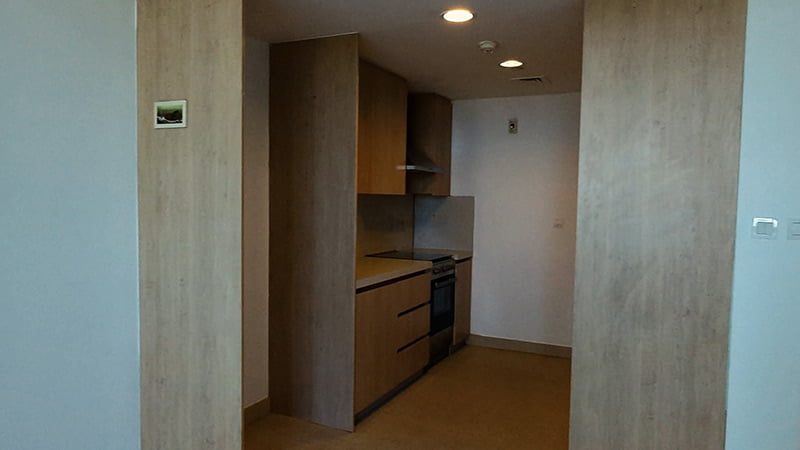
[478,40,497,54]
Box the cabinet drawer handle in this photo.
[397,334,427,353]
[397,301,429,317]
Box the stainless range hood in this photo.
[397,152,447,174]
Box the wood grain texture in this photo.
[242,37,270,410]
[355,273,430,413]
[357,61,408,195]
[244,397,271,426]
[354,287,397,413]
[391,273,431,312]
[406,93,452,196]
[396,305,430,349]
[394,337,429,386]
[269,34,358,431]
[138,0,243,449]
[571,1,747,448]
[453,259,472,346]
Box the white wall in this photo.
[0,1,140,449]
[451,93,580,347]
[726,1,800,448]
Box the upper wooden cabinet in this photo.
[407,93,453,196]
[356,67,454,197]
[357,61,408,195]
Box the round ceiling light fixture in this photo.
[500,59,524,68]
[442,8,474,23]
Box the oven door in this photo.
[430,274,456,334]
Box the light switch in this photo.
[787,218,800,240]
[752,217,778,240]
[508,118,518,134]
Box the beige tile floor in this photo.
[245,345,571,449]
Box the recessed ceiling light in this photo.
[500,59,524,68]
[442,8,474,23]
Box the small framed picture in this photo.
[154,100,187,129]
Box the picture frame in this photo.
[154,100,187,129]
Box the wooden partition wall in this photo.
[242,37,271,420]
[269,34,359,431]
[571,1,747,448]
[138,1,244,448]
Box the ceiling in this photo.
[245,0,584,100]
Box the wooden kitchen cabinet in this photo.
[271,35,460,431]
[357,61,408,195]
[406,93,453,196]
[355,273,430,414]
[270,34,360,431]
[453,258,472,347]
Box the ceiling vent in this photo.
[510,76,547,83]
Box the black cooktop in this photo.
[368,250,453,263]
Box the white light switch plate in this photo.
[508,118,518,134]
[752,217,778,240]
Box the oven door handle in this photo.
[433,277,457,289]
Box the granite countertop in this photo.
[355,257,431,290]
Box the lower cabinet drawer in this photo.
[396,304,429,350]
[354,272,432,415]
[393,274,431,313]
[394,336,429,386]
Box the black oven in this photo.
[430,273,455,334]
[428,259,456,366]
